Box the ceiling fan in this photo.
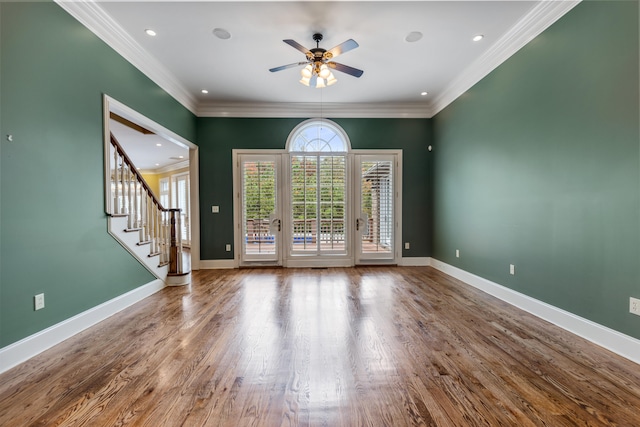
[269,33,363,88]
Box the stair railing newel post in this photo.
[163,210,170,265]
[168,208,183,275]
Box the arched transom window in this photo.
[287,119,350,153]
[286,119,350,255]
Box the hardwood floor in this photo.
[1,267,639,426]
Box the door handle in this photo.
[356,218,360,231]
[272,218,281,232]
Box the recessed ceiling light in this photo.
[178,155,184,159]
[145,29,157,37]
[201,89,209,94]
[213,28,231,40]
[405,31,423,43]
[155,163,160,166]
[473,35,484,42]
[421,91,428,96]
[156,143,162,147]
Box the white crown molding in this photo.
[55,0,198,114]
[429,0,581,117]
[155,160,190,174]
[56,0,579,119]
[198,102,434,118]
[430,258,640,366]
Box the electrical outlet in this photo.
[510,264,515,275]
[34,293,45,311]
[630,297,640,316]
[225,244,231,252]
[212,206,220,213]
[456,249,460,258]
[404,242,410,250]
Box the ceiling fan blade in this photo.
[269,62,308,73]
[328,62,364,78]
[325,39,359,59]
[283,39,311,55]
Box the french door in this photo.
[238,154,282,265]
[235,151,400,267]
[288,154,347,256]
[354,154,398,264]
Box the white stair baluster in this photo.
[127,166,133,229]
[113,149,120,214]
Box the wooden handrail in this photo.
[110,132,167,211]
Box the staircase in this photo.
[107,133,190,286]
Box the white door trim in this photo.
[352,150,403,265]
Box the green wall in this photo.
[432,1,640,338]
[196,118,433,260]
[0,2,196,346]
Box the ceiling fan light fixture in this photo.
[299,76,311,86]
[301,64,313,78]
[318,64,331,79]
[272,34,363,89]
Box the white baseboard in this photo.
[430,258,640,365]
[199,259,236,269]
[0,279,165,374]
[200,257,433,269]
[399,257,431,267]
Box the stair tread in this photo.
[124,228,142,232]
[137,241,151,246]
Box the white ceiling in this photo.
[110,119,189,171]
[58,1,580,118]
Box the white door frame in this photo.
[233,150,285,267]
[352,150,403,265]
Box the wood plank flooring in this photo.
[1,267,639,426]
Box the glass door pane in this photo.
[290,155,317,252]
[241,155,280,263]
[290,154,347,255]
[319,155,346,252]
[356,155,396,262]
